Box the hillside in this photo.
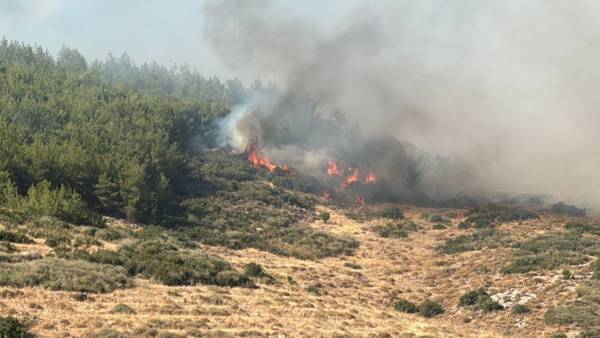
[0,40,598,338]
[1,201,596,337]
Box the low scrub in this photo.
[503,233,600,273]
[417,300,444,318]
[0,316,28,338]
[0,258,130,292]
[545,280,600,332]
[459,289,504,313]
[551,202,586,217]
[438,229,507,254]
[0,230,33,244]
[372,207,404,220]
[63,240,253,287]
[462,204,538,228]
[373,221,418,239]
[394,299,417,313]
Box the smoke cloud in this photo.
[204,0,600,209]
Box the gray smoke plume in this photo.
[204,0,600,209]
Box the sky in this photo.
[0,0,361,80]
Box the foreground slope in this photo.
[1,203,594,337]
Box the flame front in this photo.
[327,160,342,176]
[365,171,377,184]
[356,196,366,205]
[342,167,360,188]
[247,145,278,173]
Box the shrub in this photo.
[417,300,444,318]
[64,240,253,287]
[45,234,72,248]
[0,316,27,338]
[306,285,321,295]
[503,233,600,273]
[244,263,265,277]
[344,262,362,270]
[373,221,418,239]
[0,231,33,244]
[562,269,572,280]
[372,207,404,220]
[319,212,330,223]
[551,202,586,217]
[0,258,131,293]
[432,223,447,230]
[479,298,504,312]
[512,304,530,314]
[459,289,503,312]
[462,204,538,228]
[438,229,506,254]
[394,299,417,313]
[213,271,254,288]
[459,289,488,307]
[111,303,136,315]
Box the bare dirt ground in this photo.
[0,205,584,337]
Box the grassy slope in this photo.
[0,204,594,337]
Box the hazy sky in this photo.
[0,0,361,79]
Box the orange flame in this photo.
[356,196,366,205]
[341,167,360,189]
[247,145,286,173]
[327,160,342,176]
[322,191,332,200]
[365,171,377,184]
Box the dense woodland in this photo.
[0,39,265,225]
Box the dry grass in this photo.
[0,205,592,337]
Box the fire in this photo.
[365,171,377,184]
[246,145,290,173]
[327,160,342,176]
[356,196,366,205]
[341,167,360,188]
[322,191,332,200]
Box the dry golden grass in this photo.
[0,205,590,337]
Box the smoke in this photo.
[204,0,600,208]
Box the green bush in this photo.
[512,304,530,314]
[373,221,418,239]
[417,300,444,318]
[319,212,330,223]
[0,316,28,338]
[462,204,538,228]
[432,223,447,230]
[503,233,600,273]
[372,207,404,220]
[0,231,33,244]
[459,289,489,307]
[394,299,417,313]
[438,229,506,254]
[111,303,136,315]
[213,271,254,288]
[244,263,265,277]
[0,258,130,293]
[459,289,503,312]
[63,240,253,287]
